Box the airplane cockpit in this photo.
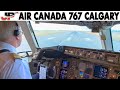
[16,21,120,79]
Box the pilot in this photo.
[0,21,32,79]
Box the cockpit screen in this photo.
[93,65,108,79]
[80,71,84,78]
[62,60,69,68]
[59,60,69,79]
[59,69,67,79]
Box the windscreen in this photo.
[30,21,103,49]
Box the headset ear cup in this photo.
[14,30,20,36]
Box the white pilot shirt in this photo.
[0,41,32,79]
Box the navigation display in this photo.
[93,65,108,79]
[59,60,69,79]
[59,69,67,79]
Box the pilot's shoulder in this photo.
[11,53,22,59]
[0,52,22,62]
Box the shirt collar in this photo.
[0,41,17,53]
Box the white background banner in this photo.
[0,11,120,21]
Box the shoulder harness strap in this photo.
[0,49,10,53]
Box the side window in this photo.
[111,24,120,52]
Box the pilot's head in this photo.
[0,21,23,48]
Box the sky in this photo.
[30,21,91,31]
[111,24,120,30]
[30,21,120,31]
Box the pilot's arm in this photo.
[8,59,32,79]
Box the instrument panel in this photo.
[32,46,120,79]
[52,46,120,79]
[52,58,120,79]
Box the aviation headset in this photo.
[13,22,21,36]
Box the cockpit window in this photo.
[30,21,103,49]
[111,24,120,52]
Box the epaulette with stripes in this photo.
[0,49,23,61]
